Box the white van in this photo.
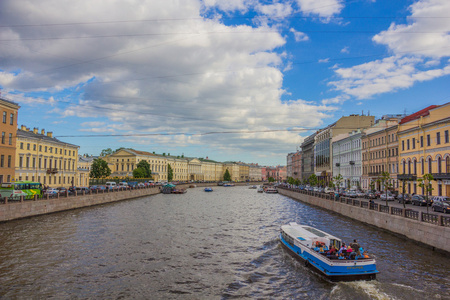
[118,182,128,188]
[105,182,117,189]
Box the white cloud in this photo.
[373,0,450,58]
[0,0,334,163]
[256,3,293,19]
[318,58,330,63]
[290,28,309,42]
[328,56,450,99]
[295,0,343,18]
[340,46,349,54]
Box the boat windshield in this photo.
[304,227,327,237]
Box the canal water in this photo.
[0,186,449,299]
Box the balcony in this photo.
[349,161,355,165]
[335,163,340,167]
[397,174,417,181]
[368,172,381,177]
[46,168,58,174]
[431,173,450,180]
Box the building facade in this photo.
[301,133,316,182]
[292,151,302,181]
[332,130,363,190]
[0,97,20,183]
[16,126,79,187]
[398,103,450,196]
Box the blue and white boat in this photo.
[280,222,378,281]
[204,187,213,192]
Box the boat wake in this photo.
[331,281,393,300]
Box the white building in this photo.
[332,130,363,190]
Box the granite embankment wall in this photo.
[0,186,161,222]
[278,188,450,253]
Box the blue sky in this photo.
[0,0,449,166]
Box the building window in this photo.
[20,142,23,149]
[447,157,450,173]
[402,140,404,151]
[436,132,441,145]
[412,138,415,149]
[428,157,432,173]
[33,144,36,150]
[0,155,4,167]
[45,146,47,152]
[414,160,417,174]
[427,134,431,146]
[19,157,23,168]
[26,157,29,168]
[445,130,449,143]
[2,111,6,123]
[10,113,13,125]
[438,157,442,174]
[421,158,424,175]
[8,133,12,145]
[1,132,5,144]
[420,136,423,147]
[33,157,36,168]
[27,143,30,150]
[438,184,442,196]
[407,139,410,150]
[39,145,42,151]
[50,147,52,153]
[8,155,11,168]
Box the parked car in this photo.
[75,187,91,195]
[430,196,450,203]
[344,190,358,198]
[57,187,68,196]
[365,192,377,199]
[105,181,117,189]
[380,193,395,201]
[44,188,59,197]
[432,201,450,213]
[355,191,365,198]
[397,193,411,204]
[411,195,428,206]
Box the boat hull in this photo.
[280,233,377,282]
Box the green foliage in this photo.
[135,160,152,178]
[294,178,300,186]
[308,174,318,186]
[223,169,231,181]
[333,173,344,188]
[287,177,295,185]
[369,180,376,192]
[418,173,434,212]
[268,177,275,182]
[379,171,393,206]
[100,148,113,157]
[167,164,173,181]
[90,158,111,178]
[132,168,146,178]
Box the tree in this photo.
[418,173,434,213]
[223,169,231,181]
[268,177,275,182]
[333,174,343,190]
[308,174,318,186]
[379,171,393,207]
[369,180,376,192]
[136,160,152,178]
[90,158,111,178]
[294,178,300,186]
[100,148,113,157]
[132,168,146,178]
[167,164,173,182]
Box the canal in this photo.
[0,186,449,299]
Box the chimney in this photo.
[20,125,26,130]
[47,132,53,138]
[41,129,45,135]
[33,128,38,134]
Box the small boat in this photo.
[257,187,264,193]
[204,187,213,192]
[280,222,378,281]
[171,188,187,194]
[249,185,257,189]
[264,187,278,193]
[223,183,235,187]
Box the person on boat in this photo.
[346,245,353,255]
[327,245,337,255]
[338,244,347,254]
[319,245,325,253]
[338,253,346,260]
[314,242,320,252]
[363,251,370,258]
[350,239,361,256]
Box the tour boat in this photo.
[171,188,187,194]
[264,187,278,193]
[280,222,378,282]
[257,187,264,193]
[204,187,213,192]
[223,183,235,187]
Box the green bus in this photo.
[0,181,43,200]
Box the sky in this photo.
[0,0,449,166]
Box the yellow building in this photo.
[223,162,240,181]
[166,156,189,181]
[238,163,249,181]
[77,155,94,187]
[104,149,168,182]
[188,158,203,181]
[200,158,223,181]
[398,103,450,196]
[16,126,79,187]
[0,96,20,183]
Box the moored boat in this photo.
[223,183,235,187]
[249,185,257,189]
[264,187,278,193]
[204,187,213,192]
[257,187,264,193]
[171,188,187,194]
[280,222,378,282]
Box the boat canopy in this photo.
[282,222,342,249]
[164,183,176,188]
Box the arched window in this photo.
[402,161,406,174]
[414,160,417,175]
[408,161,411,174]
[428,157,432,174]
[437,157,442,174]
[421,158,425,175]
[447,157,450,173]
